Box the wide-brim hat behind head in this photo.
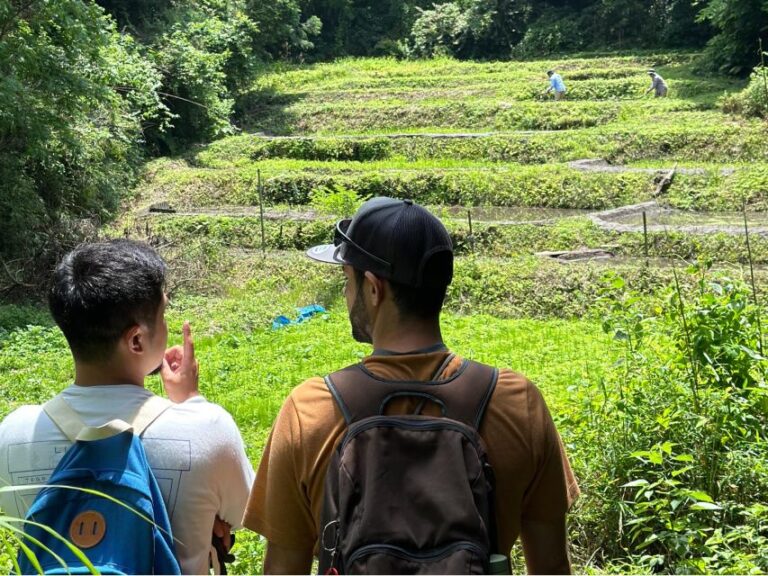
[307,197,454,288]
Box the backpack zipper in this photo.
[340,416,483,454]
[346,541,487,566]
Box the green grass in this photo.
[189,118,768,163]
[240,99,711,135]
[137,155,768,213]
[138,160,657,210]
[0,295,619,573]
[246,53,723,98]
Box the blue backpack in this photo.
[17,395,181,575]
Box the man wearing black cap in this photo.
[243,197,579,574]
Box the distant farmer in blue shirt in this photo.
[544,70,567,100]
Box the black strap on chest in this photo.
[324,359,498,430]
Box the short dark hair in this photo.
[355,251,451,320]
[49,239,167,362]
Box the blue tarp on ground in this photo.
[272,304,327,330]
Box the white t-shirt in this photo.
[0,384,255,575]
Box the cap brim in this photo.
[306,244,345,265]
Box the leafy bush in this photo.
[147,2,260,152]
[572,268,768,572]
[409,3,468,58]
[721,64,768,119]
[513,7,587,57]
[698,2,768,75]
[309,184,364,217]
[248,138,392,162]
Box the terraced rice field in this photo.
[129,54,767,292]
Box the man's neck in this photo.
[74,361,144,387]
[370,318,444,354]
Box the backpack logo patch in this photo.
[69,510,106,548]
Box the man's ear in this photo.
[363,271,386,307]
[124,324,145,355]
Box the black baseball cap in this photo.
[307,197,454,288]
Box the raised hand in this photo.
[160,321,200,403]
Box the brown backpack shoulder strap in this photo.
[325,360,498,429]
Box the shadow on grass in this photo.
[234,85,306,136]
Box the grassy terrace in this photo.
[236,54,742,133]
[140,158,768,211]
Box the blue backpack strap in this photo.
[28,395,181,576]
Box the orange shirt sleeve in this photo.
[242,394,316,549]
[521,382,580,522]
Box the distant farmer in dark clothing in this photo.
[544,70,567,100]
[646,69,668,97]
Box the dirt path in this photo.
[141,200,768,236]
[568,158,736,175]
[252,130,562,140]
[139,204,587,226]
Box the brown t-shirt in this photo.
[243,350,580,553]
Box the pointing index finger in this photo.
[182,321,195,366]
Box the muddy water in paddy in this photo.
[612,208,767,228]
[434,205,591,223]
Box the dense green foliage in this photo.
[0,0,164,283]
[571,268,768,572]
[97,0,266,151]
[697,0,768,75]
[722,59,768,118]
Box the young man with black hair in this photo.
[0,239,254,574]
[243,197,579,574]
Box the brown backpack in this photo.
[318,358,499,575]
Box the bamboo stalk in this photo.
[672,265,701,413]
[258,169,266,259]
[743,208,764,358]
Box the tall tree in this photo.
[698,0,768,74]
[0,0,162,278]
